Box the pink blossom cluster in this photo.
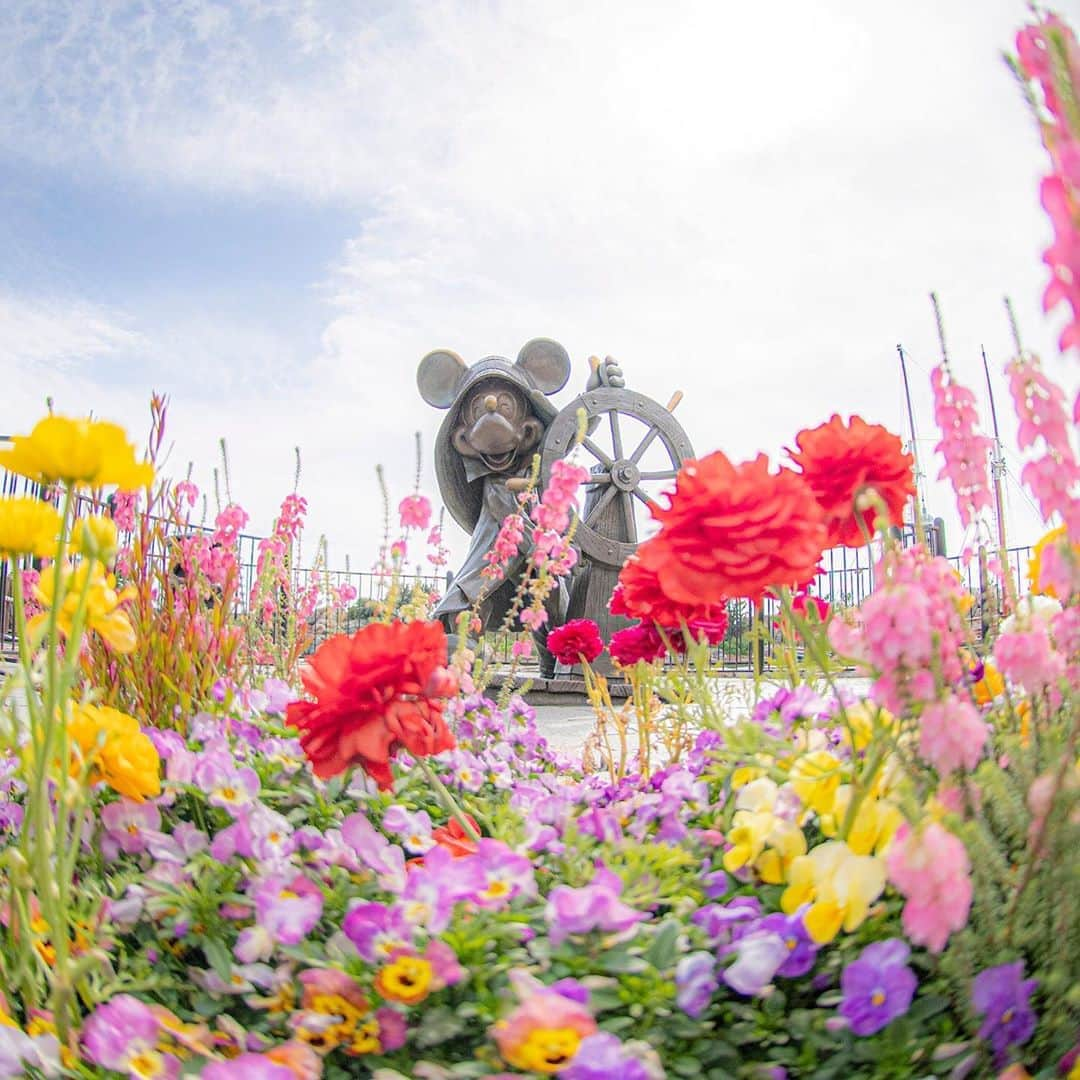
[1008,357,1080,535]
[918,693,988,776]
[179,535,235,591]
[854,548,970,712]
[930,364,994,529]
[332,582,359,609]
[887,822,973,954]
[399,494,433,531]
[275,493,308,541]
[994,626,1066,701]
[483,513,526,581]
[427,525,449,568]
[532,459,589,534]
[109,490,140,533]
[1015,13,1080,357]
[173,480,199,509]
[212,503,250,548]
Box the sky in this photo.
[0,0,1075,576]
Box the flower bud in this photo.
[73,515,119,562]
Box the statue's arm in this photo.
[585,355,625,391]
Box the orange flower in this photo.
[788,415,915,548]
[647,452,827,606]
[287,620,456,786]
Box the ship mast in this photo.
[896,343,927,544]
[981,345,1008,551]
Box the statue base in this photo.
[514,675,631,706]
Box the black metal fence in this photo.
[0,456,1034,672]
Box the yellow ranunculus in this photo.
[71,515,120,562]
[30,561,137,652]
[781,841,885,943]
[0,497,63,559]
[68,703,161,801]
[0,415,154,489]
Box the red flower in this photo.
[287,620,456,787]
[611,539,727,627]
[545,618,604,665]
[647,452,827,606]
[773,591,831,634]
[787,414,915,548]
[680,613,730,649]
[431,815,481,858]
[609,622,667,667]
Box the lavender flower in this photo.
[971,961,1038,1064]
[839,939,917,1035]
[676,952,719,1017]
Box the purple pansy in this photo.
[692,895,762,943]
[839,938,918,1036]
[81,994,161,1071]
[382,805,436,853]
[676,951,719,1017]
[545,865,644,945]
[469,839,536,907]
[99,799,162,860]
[254,873,323,945]
[758,910,818,977]
[971,960,1038,1064]
[563,1032,650,1080]
[723,930,789,996]
[201,1053,295,1079]
[193,754,260,815]
[342,902,413,962]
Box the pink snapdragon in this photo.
[930,364,993,529]
[110,490,139,532]
[887,822,973,954]
[399,493,433,531]
[173,479,199,508]
[994,627,1066,699]
[213,503,250,546]
[483,513,526,580]
[918,694,988,776]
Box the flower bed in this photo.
[0,9,1079,1080]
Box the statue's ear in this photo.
[516,338,571,395]
[417,349,468,408]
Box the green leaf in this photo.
[644,918,681,970]
[201,936,233,982]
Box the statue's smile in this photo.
[479,449,517,471]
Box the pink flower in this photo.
[918,694,988,775]
[492,971,598,1072]
[520,606,548,631]
[511,638,534,660]
[887,822,972,954]
[930,365,994,529]
[109,490,139,532]
[173,480,199,508]
[399,494,433,531]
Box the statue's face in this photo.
[451,377,543,473]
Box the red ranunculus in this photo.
[611,538,727,627]
[647,452,827,606]
[545,618,604,665]
[679,612,730,649]
[609,621,667,667]
[287,620,456,787]
[787,414,915,548]
[773,590,831,634]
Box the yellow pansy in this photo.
[789,750,843,816]
[780,841,886,943]
[504,1027,585,1074]
[731,765,765,789]
[0,415,154,489]
[374,954,434,1005]
[30,561,137,652]
[755,820,807,884]
[68,703,161,801]
[0,497,63,559]
[820,788,903,856]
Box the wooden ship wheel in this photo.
[539,385,694,653]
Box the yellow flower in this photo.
[68,703,161,800]
[1028,524,1076,598]
[972,662,1005,707]
[781,841,886,943]
[504,1027,584,1074]
[374,954,434,1005]
[731,765,765,789]
[0,497,63,559]
[347,1019,381,1055]
[30,561,137,652]
[0,415,154,489]
[789,751,843,816]
[755,820,807,884]
[71,515,119,562]
[820,788,903,856]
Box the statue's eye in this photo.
[497,393,516,417]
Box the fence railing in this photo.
[0,460,1034,674]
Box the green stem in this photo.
[417,759,482,843]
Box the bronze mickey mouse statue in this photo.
[417,339,623,677]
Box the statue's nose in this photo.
[483,394,498,412]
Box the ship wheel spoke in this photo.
[631,487,659,510]
[582,437,613,470]
[609,409,625,460]
[638,468,678,481]
[629,424,661,464]
[584,483,619,525]
[621,492,638,543]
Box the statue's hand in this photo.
[586,355,625,391]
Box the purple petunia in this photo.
[971,960,1038,1065]
[839,939,917,1036]
[676,951,719,1017]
